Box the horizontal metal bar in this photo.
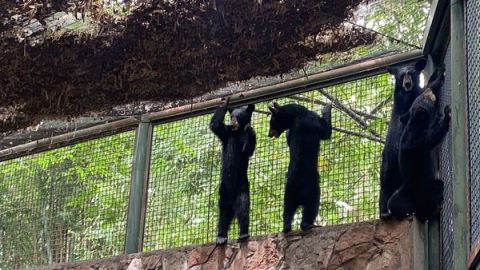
[149,49,423,124]
[0,118,138,162]
[0,49,422,161]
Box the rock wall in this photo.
[32,219,424,270]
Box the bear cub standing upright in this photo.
[210,97,256,245]
[268,102,332,233]
[379,58,427,219]
[387,69,450,221]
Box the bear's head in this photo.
[387,58,427,93]
[400,67,445,127]
[400,89,436,127]
[267,102,298,138]
[228,104,255,131]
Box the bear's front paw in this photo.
[444,105,451,123]
[444,105,451,116]
[221,96,231,107]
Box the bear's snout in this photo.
[231,117,240,130]
[403,74,413,91]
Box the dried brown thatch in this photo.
[0,0,378,133]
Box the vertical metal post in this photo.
[424,57,441,270]
[412,219,428,270]
[426,220,441,270]
[125,115,153,254]
[451,0,469,268]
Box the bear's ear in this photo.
[247,104,255,113]
[415,58,427,71]
[268,105,278,115]
[386,66,396,75]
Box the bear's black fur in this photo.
[387,69,450,222]
[379,58,427,219]
[210,98,256,245]
[268,102,332,233]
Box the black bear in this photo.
[268,102,332,233]
[210,97,256,245]
[379,58,427,219]
[387,69,450,221]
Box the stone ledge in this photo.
[32,219,422,270]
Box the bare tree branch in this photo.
[288,95,379,120]
[317,88,382,138]
[255,109,385,144]
[369,95,392,115]
[332,126,385,144]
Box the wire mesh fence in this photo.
[439,46,454,270]
[143,73,392,251]
[0,131,136,269]
[0,71,396,268]
[467,0,480,250]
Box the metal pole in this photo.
[451,0,469,269]
[125,115,152,254]
[0,118,138,162]
[423,56,441,270]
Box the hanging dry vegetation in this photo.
[0,0,378,132]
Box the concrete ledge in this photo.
[31,219,424,270]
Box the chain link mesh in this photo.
[0,132,136,269]
[467,0,480,250]
[439,46,453,270]
[0,71,423,267]
[143,74,392,251]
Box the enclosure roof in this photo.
[0,0,379,133]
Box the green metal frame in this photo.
[422,0,471,268]
[425,55,443,270]
[450,0,469,269]
[125,115,153,254]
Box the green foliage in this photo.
[363,0,430,47]
[0,132,135,269]
[305,0,430,74]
